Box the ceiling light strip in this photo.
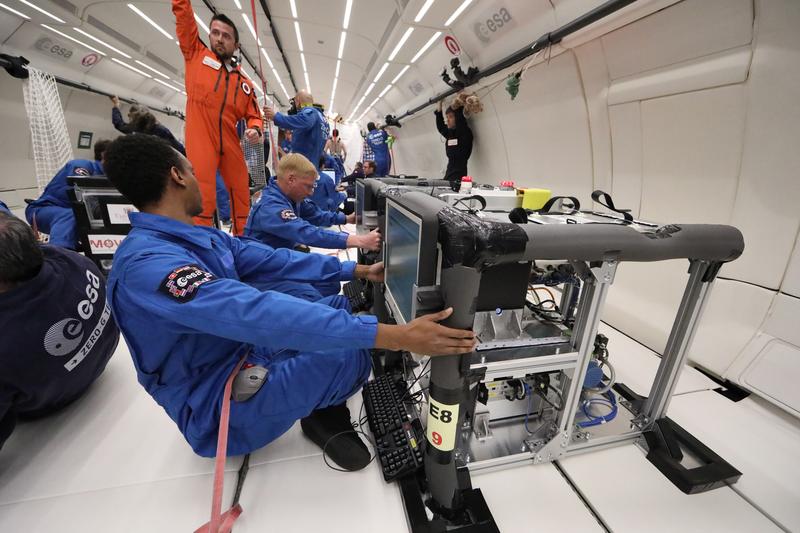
[411,31,441,63]
[18,0,63,23]
[337,31,347,59]
[444,0,474,26]
[343,0,353,29]
[154,78,181,92]
[294,21,303,52]
[414,0,435,22]
[127,4,174,41]
[111,57,153,78]
[194,13,210,34]
[372,62,389,83]
[135,60,170,79]
[388,27,414,61]
[0,2,30,20]
[390,65,410,84]
[73,27,131,58]
[41,25,107,56]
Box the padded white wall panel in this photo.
[639,85,746,224]
[729,294,800,417]
[464,90,511,184]
[389,112,447,177]
[602,260,687,355]
[573,43,613,194]
[607,46,752,105]
[688,279,774,377]
[781,231,800,298]
[601,0,753,80]
[608,102,642,217]
[721,0,800,289]
[0,73,36,197]
[491,51,593,194]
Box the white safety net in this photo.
[23,67,74,193]
[241,137,267,188]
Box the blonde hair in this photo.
[277,153,317,180]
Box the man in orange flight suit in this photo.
[172,0,263,234]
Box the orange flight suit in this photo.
[173,0,262,234]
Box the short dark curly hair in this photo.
[93,138,111,161]
[0,211,43,284]
[211,14,239,43]
[103,134,183,209]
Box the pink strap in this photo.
[195,355,247,533]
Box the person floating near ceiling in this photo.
[365,122,394,177]
[172,0,262,235]
[263,90,328,171]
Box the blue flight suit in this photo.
[106,212,377,457]
[25,159,104,249]
[273,106,329,170]
[311,158,347,214]
[0,200,9,213]
[280,139,292,157]
[244,180,348,301]
[0,246,119,450]
[366,129,391,176]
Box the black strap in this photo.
[591,190,633,222]
[537,196,580,214]
[453,194,487,211]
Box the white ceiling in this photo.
[0,0,480,120]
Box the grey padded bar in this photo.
[521,223,744,263]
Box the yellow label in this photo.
[426,398,460,452]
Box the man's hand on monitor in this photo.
[375,308,477,356]
[346,212,356,224]
[354,261,384,283]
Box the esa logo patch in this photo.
[241,81,251,95]
[74,167,90,176]
[280,209,297,221]
[159,264,216,303]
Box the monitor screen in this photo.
[320,169,337,186]
[355,180,365,225]
[385,203,421,324]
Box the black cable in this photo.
[534,384,564,411]
[399,360,431,402]
[231,453,250,506]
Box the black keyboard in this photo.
[343,280,369,311]
[363,374,425,482]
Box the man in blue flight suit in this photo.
[278,130,292,159]
[244,153,381,302]
[25,140,110,249]
[0,209,119,450]
[102,134,475,470]
[263,90,327,170]
[365,122,392,176]
[310,153,347,214]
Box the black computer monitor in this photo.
[384,202,422,324]
[355,179,366,226]
[383,192,442,324]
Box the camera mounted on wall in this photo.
[384,114,402,128]
[441,57,479,89]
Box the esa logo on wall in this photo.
[35,36,73,62]
[473,7,514,44]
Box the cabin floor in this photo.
[1,228,798,533]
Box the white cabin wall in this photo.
[387,0,800,416]
[0,72,185,214]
